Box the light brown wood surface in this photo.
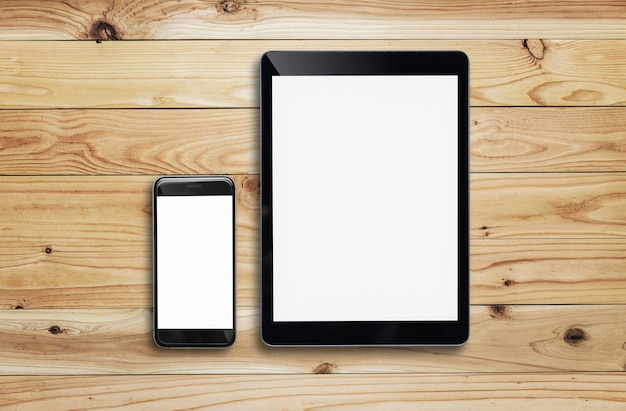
[2,40,626,108]
[1,0,626,408]
[1,107,626,175]
[2,176,626,309]
[1,0,626,40]
[2,373,625,410]
[0,109,258,175]
[0,305,624,375]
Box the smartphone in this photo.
[153,176,236,348]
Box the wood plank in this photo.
[472,173,626,239]
[0,175,259,309]
[2,107,626,175]
[2,40,626,108]
[1,373,626,410]
[2,1,626,40]
[5,175,626,308]
[471,107,626,172]
[0,305,624,374]
[471,239,626,304]
[7,237,626,308]
[0,109,257,175]
[5,238,625,309]
[0,239,258,310]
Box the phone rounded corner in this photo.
[153,176,166,186]
[152,176,167,194]
[221,175,236,189]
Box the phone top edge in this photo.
[154,176,235,196]
[153,175,235,187]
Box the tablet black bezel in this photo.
[261,51,469,346]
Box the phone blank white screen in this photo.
[156,195,233,329]
[272,75,458,322]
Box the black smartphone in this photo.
[153,176,236,348]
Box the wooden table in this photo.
[1,1,626,408]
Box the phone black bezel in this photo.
[260,51,470,346]
[153,176,236,348]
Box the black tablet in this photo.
[261,51,469,346]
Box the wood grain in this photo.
[5,175,626,308]
[471,239,626,304]
[6,237,626,309]
[1,0,626,40]
[2,107,626,175]
[0,238,259,310]
[0,305,624,374]
[472,173,626,238]
[0,109,257,175]
[1,373,625,410]
[471,107,626,172]
[2,40,626,108]
[0,175,259,309]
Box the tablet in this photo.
[261,51,469,346]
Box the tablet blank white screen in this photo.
[272,75,458,322]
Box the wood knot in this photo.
[44,246,53,254]
[523,39,545,60]
[215,0,258,19]
[218,0,241,13]
[313,362,337,374]
[90,19,121,41]
[48,325,62,335]
[242,175,259,194]
[238,175,260,208]
[503,279,515,287]
[563,327,589,346]
[479,226,491,237]
[488,305,511,320]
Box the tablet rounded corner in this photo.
[261,51,277,65]
[153,331,171,349]
[453,327,470,347]
[454,50,469,65]
[260,331,275,347]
